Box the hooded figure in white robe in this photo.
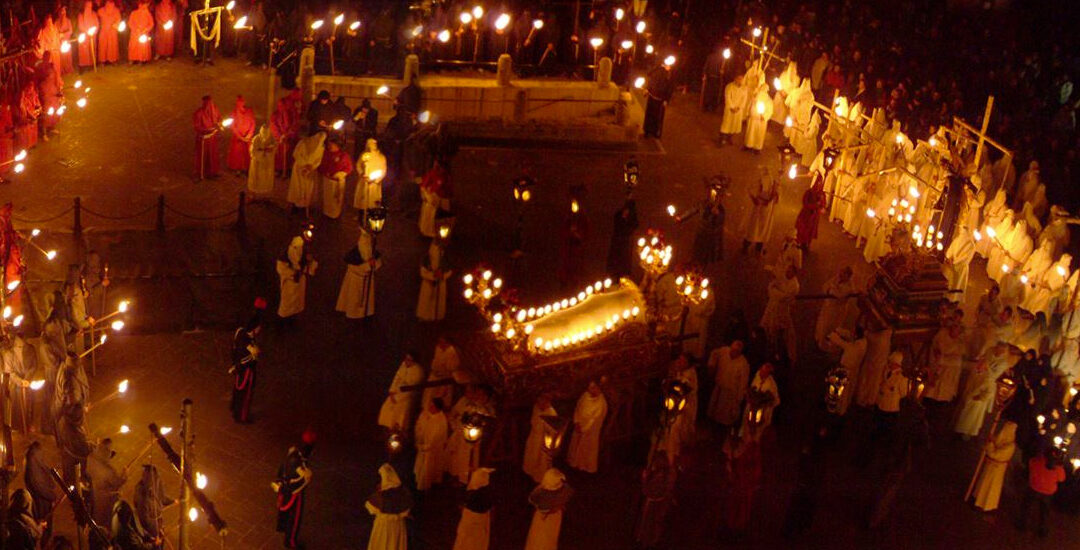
[978,190,1009,257]
[377,355,425,432]
[943,224,976,302]
[523,395,558,482]
[815,267,855,348]
[986,211,1017,282]
[720,75,748,137]
[413,400,449,491]
[707,342,749,425]
[422,338,460,411]
[524,469,573,550]
[971,421,1017,512]
[924,325,965,403]
[1013,161,1040,209]
[452,468,495,550]
[829,329,867,415]
[743,84,773,151]
[1025,254,1071,317]
[336,230,382,319]
[855,327,893,408]
[798,111,821,166]
[417,241,452,321]
[1038,207,1069,258]
[247,124,276,195]
[760,264,799,363]
[366,464,412,550]
[743,166,780,248]
[446,389,496,484]
[354,138,387,211]
[567,382,608,473]
[286,132,326,209]
[276,236,317,318]
[954,344,1013,437]
[1019,202,1042,237]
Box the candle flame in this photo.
[349,21,361,31]
[14,150,27,162]
[160,426,173,435]
[119,425,130,433]
[12,315,22,327]
[333,14,345,26]
[188,507,199,522]
[46,250,57,260]
[164,20,174,30]
[61,41,71,53]
[234,16,248,29]
[311,19,324,30]
[633,77,645,89]
[196,472,208,489]
[222,118,234,127]
[117,20,126,32]
[635,21,646,33]
[534,19,544,30]
[663,55,676,67]
[376,85,389,96]
[29,380,45,391]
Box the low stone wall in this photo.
[305,53,644,142]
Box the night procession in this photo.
[0,0,1077,548]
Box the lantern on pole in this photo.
[822,147,840,171]
[824,367,849,414]
[660,378,690,427]
[777,143,797,169]
[540,415,569,456]
[623,157,640,193]
[461,411,493,444]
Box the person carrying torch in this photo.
[127,0,154,64]
[193,95,223,180]
[77,1,99,72]
[154,0,178,59]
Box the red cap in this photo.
[254,297,267,310]
[301,428,317,445]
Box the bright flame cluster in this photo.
[888,195,916,224]
[462,267,502,309]
[637,231,673,276]
[674,269,710,305]
[911,224,944,252]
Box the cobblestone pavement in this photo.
[0,58,1074,549]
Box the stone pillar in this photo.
[404,54,420,86]
[596,57,613,86]
[496,54,513,86]
[299,46,315,106]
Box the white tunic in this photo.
[365,502,408,550]
[706,347,749,425]
[743,88,773,150]
[744,174,779,245]
[336,234,381,319]
[815,276,854,348]
[943,229,976,301]
[321,172,347,219]
[522,404,558,482]
[720,81,748,135]
[413,410,448,490]
[377,359,425,431]
[567,392,607,473]
[247,126,276,195]
[417,243,451,322]
[354,150,387,210]
[286,133,325,208]
[275,241,317,319]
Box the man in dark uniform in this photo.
[701,47,725,112]
[230,299,264,424]
[352,99,379,158]
[644,60,674,138]
[274,430,315,549]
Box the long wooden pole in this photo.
[972,96,994,168]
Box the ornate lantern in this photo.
[435,213,454,245]
[907,366,928,401]
[777,143,797,171]
[822,147,839,171]
[994,371,1018,411]
[367,204,388,234]
[744,388,773,430]
[623,158,640,192]
[461,411,493,444]
[513,176,535,203]
[386,431,404,455]
[660,378,690,427]
[824,367,849,414]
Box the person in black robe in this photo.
[701,48,725,112]
[306,90,335,135]
[382,109,418,187]
[110,500,156,550]
[274,430,315,549]
[230,301,264,423]
[690,194,725,266]
[56,404,93,488]
[644,63,674,138]
[396,81,422,115]
[558,187,590,288]
[606,199,638,279]
[352,100,379,158]
[24,441,60,546]
[5,489,43,550]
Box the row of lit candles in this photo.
[527,305,642,354]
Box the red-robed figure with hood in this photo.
[794,173,827,251]
[16,80,42,150]
[193,95,222,179]
[227,96,257,172]
[96,0,122,64]
[57,6,75,73]
[154,0,178,58]
[0,204,25,311]
[0,105,14,181]
[77,1,99,69]
[37,52,64,135]
[127,1,154,63]
[271,89,303,174]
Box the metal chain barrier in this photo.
[12,206,74,224]
[81,203,157,220]
[163,203,237,221]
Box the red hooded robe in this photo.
[154,0,177,57]
[127,3,154,62]
[36,53,64,130]
[227,96,256,171]
[193,97,222,177]
[0,107,14,176]
[271,90,302,172]
[57,9,75,73]
[794,176,827,247]
[96,1,122,64]
[16,82,42,150]
[318,146,354,179]
[77,2,99,67]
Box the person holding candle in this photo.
[127,0,154,64]
[77,1,99,71]
[248,124,277,195]
[226,95,256,174]
[96,0,122,65]
[56,8,75,74]
[192,95,223,179]
[286,131,327,212]
[276,234,317,323]
[154,0,178,59]
[744,81,772,152]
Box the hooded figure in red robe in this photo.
[96,0,122,64]
[0,204,25,312]
[127,1,154,63]
[16,81,42,150]
[227,96,257,172]
[154,0,178,58]
[36,15,62,73]
[0,106,14,180]
[193,96,222,179]
[77,1,99,69]
[271,89,303,174]
[37,52,64,135]
[795,173,827,251]
[57,7,75,73]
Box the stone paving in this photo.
[0,57,1075,549]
